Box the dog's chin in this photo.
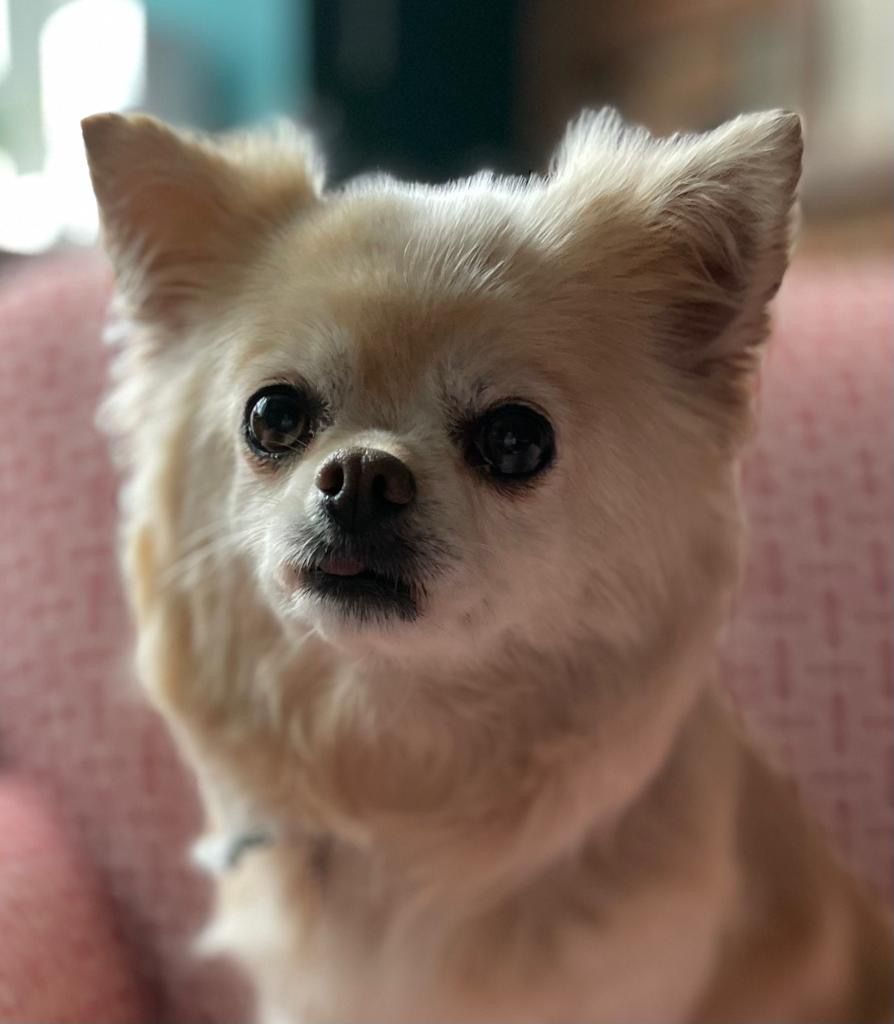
[276,559,421,638]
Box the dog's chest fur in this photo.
[191,681,742,1024]
[206,814,734,1024]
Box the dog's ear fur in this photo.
[552,108,803,394]
[82,113,324,327]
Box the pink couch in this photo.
[0,252,891,1021]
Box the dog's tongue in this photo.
[320,556,366,577]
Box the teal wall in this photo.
[144,0,310,127]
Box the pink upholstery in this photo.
[0,252,891,1020]
[0,255,252,1022]
[725,265,893,901]
[0,778,149,1022]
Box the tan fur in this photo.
[83,108,892,1023]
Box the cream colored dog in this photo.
[83,107,892,1023]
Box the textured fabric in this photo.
[0,255,252,1023]
[0,777,149,1023]
[723,264,894,902]
[0,253,891,1021]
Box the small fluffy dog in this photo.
[83,108,892,1023]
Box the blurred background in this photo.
[0,0,891,260]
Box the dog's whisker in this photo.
[159,524,265,588]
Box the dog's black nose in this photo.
[315,448,415,532]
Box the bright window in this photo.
[0,0,145,253]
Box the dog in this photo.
[82,107,893,1023]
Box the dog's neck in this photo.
[188,612,724,901]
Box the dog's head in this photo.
[83,109,801,668]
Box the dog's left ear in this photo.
[553,109,802,391]
[82,113,324,329]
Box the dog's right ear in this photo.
[82,113,324,328]
[550,108,801,416]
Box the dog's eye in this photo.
[244,385,313,457]
[467,404,555,481]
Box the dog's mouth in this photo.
[295,552,418,622]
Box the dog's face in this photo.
[84,110,801,665]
